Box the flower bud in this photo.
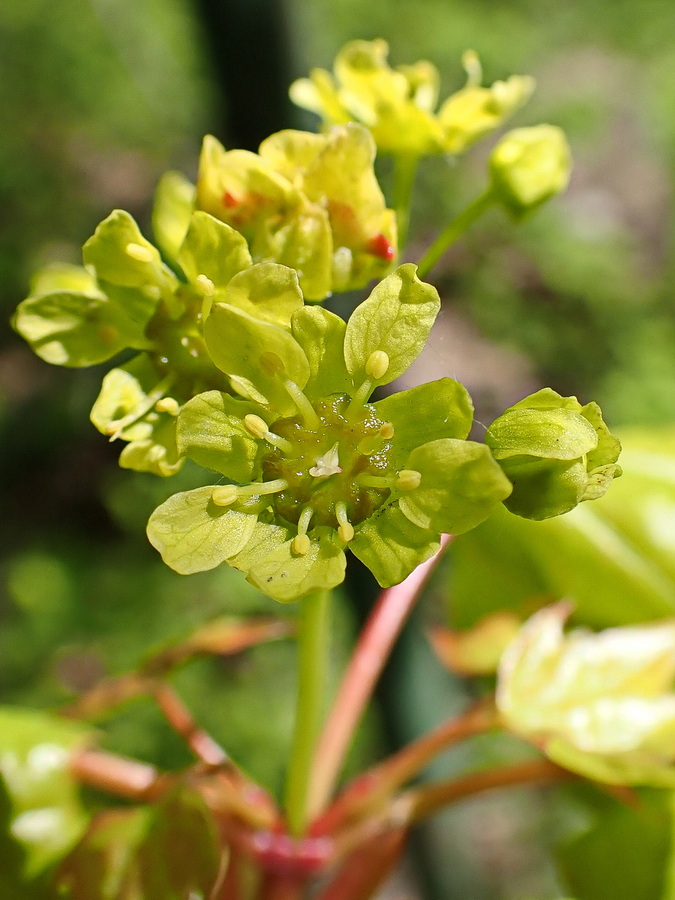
[489,125,571,217]
[485,388,621,519]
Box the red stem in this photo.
[307,535,453,819]
[315,827,407,900]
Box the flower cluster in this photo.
[167,123,397,300]
[290,41,534,157]
[147,265,512,601]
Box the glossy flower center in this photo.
[261,393,393,528]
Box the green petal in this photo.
[118,415,183,477]
[204,303,310,415]
[245,529,346,603]
[29,262,97,295]
[582,400,622,471]
[152,170,196,264]
[350,505,440,587]
[82,210,173,289]
[177,390,264,480]
[486,407,599,460]
[258,129,326,182]
[498,456,588,519]
[291,305,352,397]
[177,210,251,291]
[399,438,513,534]
[222,262,303,327]
[147,486,258,574]
[374,378,474,467]
[252,208,333,303]
[343,264,440,387]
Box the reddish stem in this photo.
[312,699,495,836]
[315,827,407,900]
[402,757,571,823]
[70,748,170,801]
[307,534,454,819]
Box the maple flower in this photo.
[290,40,534,157]
[147,264,512,602]
[497,603,675,787]
[13,208,259,475]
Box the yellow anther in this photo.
[195,274,215,296]
[212,485,239,506]
[126,242,154,263]
[365,350,390,381]
[379,422,395,440]
[155,397,181,415]
[291,534,311,556]
[335,501,354,542]
[396,469,422,491]
[244,414,269,440]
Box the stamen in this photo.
[309,443,342,478]
[291,534,311,556]
[195,274,215,296]
[335,502,354,542]
[212,485,239,506]
[396,469,422,490]
[297,506,314,536]
[365,350,390,381]
[283,379,321,429]
[243,414,293,453]
[379,422,395,440]
[155,397,181,416]
[346,379,373,418]
[357,422,395,455]
[356,473,397,490]
[237,478,289,499]
[126,242,154,263]
[105,375,174,441]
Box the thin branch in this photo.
[307,535,454,820]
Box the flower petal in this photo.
[350,505,440,587]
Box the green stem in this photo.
[392,153,419,253]
[285,590,331,835]
[417,188,495,279]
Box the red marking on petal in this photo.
[366,233,395,261]
[223,191,239,208]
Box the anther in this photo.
[155,397,181,416]
[212,485,239,506]
[195,274,215,296]
[335,502,354,543]
[243,414,293,453]
[291,534,311,556]
[379,422,395,440]
[365,350,390,381]
[395,469,422,490]
[125,242,154,263]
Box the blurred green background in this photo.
[1,1,674,898]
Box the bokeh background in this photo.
[1,1,674,897]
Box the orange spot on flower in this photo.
[223,191,239,208]
[366,233,395,261]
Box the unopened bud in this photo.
[490,125,571,217]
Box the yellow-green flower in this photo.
[290,41,534,157]
[147,265,512,602]
[497,603,675,787]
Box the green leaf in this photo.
[343,264,440,387]
[152,170,195,264]
[0,707,90,877]
[448,429,675,630]
[177,391,265,480]
[245,530,346,602]
[350,505,440,587]
[204,303,310,416]
[177,210,251,290]
[82,210,171,289]
[399,439,512,534]
[58,789,222,900]
[222,262,303,327]
[147,486,258,574]
[291,305,352,397]
[13,288,153,367]
[557,789,674,900]
[374,378,474,467]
